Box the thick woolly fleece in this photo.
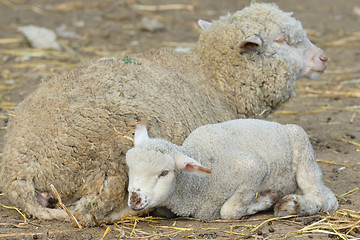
[194,3,306,116]
[1,3,314,224]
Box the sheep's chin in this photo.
[305,69,325,80]
[297,67,326,80]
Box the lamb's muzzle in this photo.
[129,192,148,211]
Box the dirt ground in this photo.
[0,0,359,239]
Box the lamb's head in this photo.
[126,123,212,211]
[196,2,327,80]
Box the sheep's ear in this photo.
[238,35,262,53]
[174,154,212,176]
[198,20,212,31]
[134,121,149,146]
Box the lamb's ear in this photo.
[134,121,149,146]
[238,35,262,53]
[174,154,212,176]
[198,19,212,31]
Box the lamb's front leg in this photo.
[220,189,278,219]
[274,194,323,217]
[274,125,338,217]
[273,178,338,217]
[247,190,279,215]
[220,154,270,219]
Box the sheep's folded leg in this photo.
[72,174,132,226]
[5,179,69,221]
[72,195,139,226]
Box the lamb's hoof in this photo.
[254,189,279,205]
[274,210,292,218]
[273,195,300,217]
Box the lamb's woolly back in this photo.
[182,119,292,162]
[164,120,295,219]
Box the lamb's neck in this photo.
[162,169,206,218]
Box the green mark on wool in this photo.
[118,58,142,65]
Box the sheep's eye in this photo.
[159,170,169,178]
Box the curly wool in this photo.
[0,53,234,224]
[194,2,307,117]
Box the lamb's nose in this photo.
[319,55,328,62]
[130,192,142,208]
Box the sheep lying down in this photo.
[127,119,338,220]
[0,2,329,226]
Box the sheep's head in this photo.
[196,2,327,80]
[126,123,211,211]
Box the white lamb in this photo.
[126,120,338,220]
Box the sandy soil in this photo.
[0,0,359,239]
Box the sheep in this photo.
[0,3,328,226]
[126,119,338,220]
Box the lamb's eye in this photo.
[159,170,169,178]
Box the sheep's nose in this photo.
[319,55,328,62]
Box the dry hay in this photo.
[76,187,360,239]
[1,207,358,239]
[288,209,360,239]
[1,188,359,239]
